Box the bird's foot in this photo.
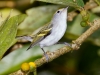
[64,42,71,47]
[56,42,71,47]
[43,52,49,62]
[41,48,49,62]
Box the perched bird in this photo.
[17,7,69,61]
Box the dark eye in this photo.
[57,11,60,13]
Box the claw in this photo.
[56,42,71,47]
[64,42,71,47]
[43,52,49,62]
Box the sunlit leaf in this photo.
[30,0,35,3]
[37,0,84,8]
[0,14,27,59]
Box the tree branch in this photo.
[10,19,100,75]
[72,19,100,50]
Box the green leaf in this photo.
[75,0,84,7]
[67,14,85,37]
[0,44,64,75]
[0,14,27,59]
[37,0,84,8]
[30,0,35,3]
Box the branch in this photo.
[72,19,100,50]
[10,19,100,75]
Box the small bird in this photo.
[17,7,69,61]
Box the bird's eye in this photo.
[57,11,60,13]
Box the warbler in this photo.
[17,7,69,61]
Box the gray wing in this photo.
[27,23,53,50]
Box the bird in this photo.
[16,7,69,61]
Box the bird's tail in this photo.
[26,44,32,51]
[26,41,38,51]
[16,35,33,42]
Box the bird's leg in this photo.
[41,48,49,62]
[56,42,71,47]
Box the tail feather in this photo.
[16,36,33,42]
[26,45,32,51]
[26,41,38,51]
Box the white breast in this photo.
[39,20,67,48]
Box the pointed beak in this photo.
[63,6,69,11]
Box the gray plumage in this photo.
[16,7,69,61]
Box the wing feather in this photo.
[27,23,53,50]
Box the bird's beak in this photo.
[63,6,69,11]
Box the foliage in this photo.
[0,14,27,59]
[0,0,100,75]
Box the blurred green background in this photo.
[0,0,100,75]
